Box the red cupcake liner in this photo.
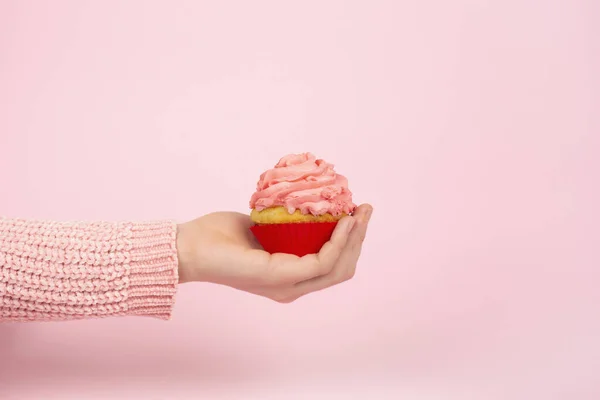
[250,222,338,257]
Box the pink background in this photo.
[1,0,598,398]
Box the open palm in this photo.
[177,204,373,302]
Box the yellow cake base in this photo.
[251,206,346,224]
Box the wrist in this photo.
[176,224,194,284]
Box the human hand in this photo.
[176,204,373,303]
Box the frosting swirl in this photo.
[250,153,356,216]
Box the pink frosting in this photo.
[250,153,356,216]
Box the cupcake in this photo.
[249,152,356,256]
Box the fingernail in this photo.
[364,207,373,222]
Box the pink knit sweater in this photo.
[0,218,179,322]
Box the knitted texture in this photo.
[0,218,179,322]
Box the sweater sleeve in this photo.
[0,218,179,322]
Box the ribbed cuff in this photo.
[126,221,179,320]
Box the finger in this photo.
[315,215,356,275]
[294,221,367,293]
[292,204,373,296]
[264,215,356,284]
[335,207,372,279]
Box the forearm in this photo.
[0,218,179,322]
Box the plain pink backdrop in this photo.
[0,1,598,399]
